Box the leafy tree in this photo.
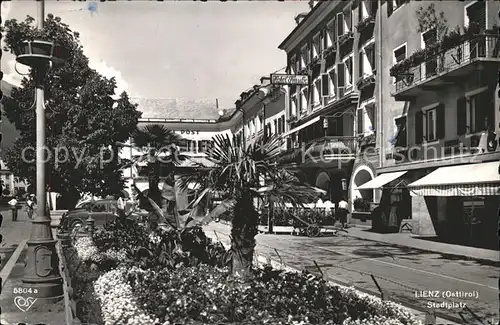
[179,134,320,278]
[1,15,141,207]
[131,124,186,226]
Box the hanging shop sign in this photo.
[270,74,309,86]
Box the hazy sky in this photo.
[1,1,309,109]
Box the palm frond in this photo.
[200,198,236,225]
[132,124,183,148]
[147,197,178,229]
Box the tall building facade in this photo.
[278,0,378,219]
[277,0,500,248]
[371,0,500,249]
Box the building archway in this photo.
[315,171,331,201]
[351,165,375,209]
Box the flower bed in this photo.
[63,217,423,325]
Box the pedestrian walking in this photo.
[337,197,349,228]
[26,194,36,219]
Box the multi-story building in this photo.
[277,0,377,214]
[353,0,500,249]
[120,78,287,211]
[276,0,500,248]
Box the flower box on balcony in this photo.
[298,68,308,75]
[308,56,321,69]
[356,15,375,33]
[338,32,354,47]
[358,133,376,150]
[389,24,486,78]
[356,74,375,90]
[323,45,337,58]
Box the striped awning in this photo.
[408,161,500,196]
[356,171,408,190]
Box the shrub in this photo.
[64,214,422,325]
[126,264,422,325]
[63,245,104,324]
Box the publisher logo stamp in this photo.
[13,296,37,312]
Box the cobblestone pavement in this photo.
[204,222,499,325]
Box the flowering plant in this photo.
[94,267,159,325]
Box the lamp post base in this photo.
[21,238,64,300]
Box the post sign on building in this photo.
[270,74,309,86]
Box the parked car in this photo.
[59,199,149,231]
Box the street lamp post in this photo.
[15,0,67,300]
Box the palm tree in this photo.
[131,124,186,224]
[179,134,320,278]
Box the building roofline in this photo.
[278,4,321,50]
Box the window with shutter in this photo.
[314,78,321,104]
[387,0,394,17]
[365,43,375,71]
[359,0,364,21]
[346,57,353,85]
[466,1,486,31]
[290,95,297,116]
[357,109,364,134]
[426,108,437,141]
[290,56,297,74]
[321,73,329,97]
[302,87,309,111]
[274,120,278,135]
[456,97,467,135]
[395,116,407,147]
[345,8,352,32]
[329,69,336,96]
[369,0,378,16]
[337,13,345,37]
[466,93,490,134]
[393,45,406,83]
[415,111,424,145]
[359,52,364,79]
[337,63,345,87]
[394,46,406,62]
[281,117,285,134]
[436,104,445,139]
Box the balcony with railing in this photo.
[390,34,500,101]
[278,136,357,166]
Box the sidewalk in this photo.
[1,209,32,247]
[345,225,500,263]
[254,220,500,263]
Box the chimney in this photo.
[294,13,308,25]
[216,98,219,109]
